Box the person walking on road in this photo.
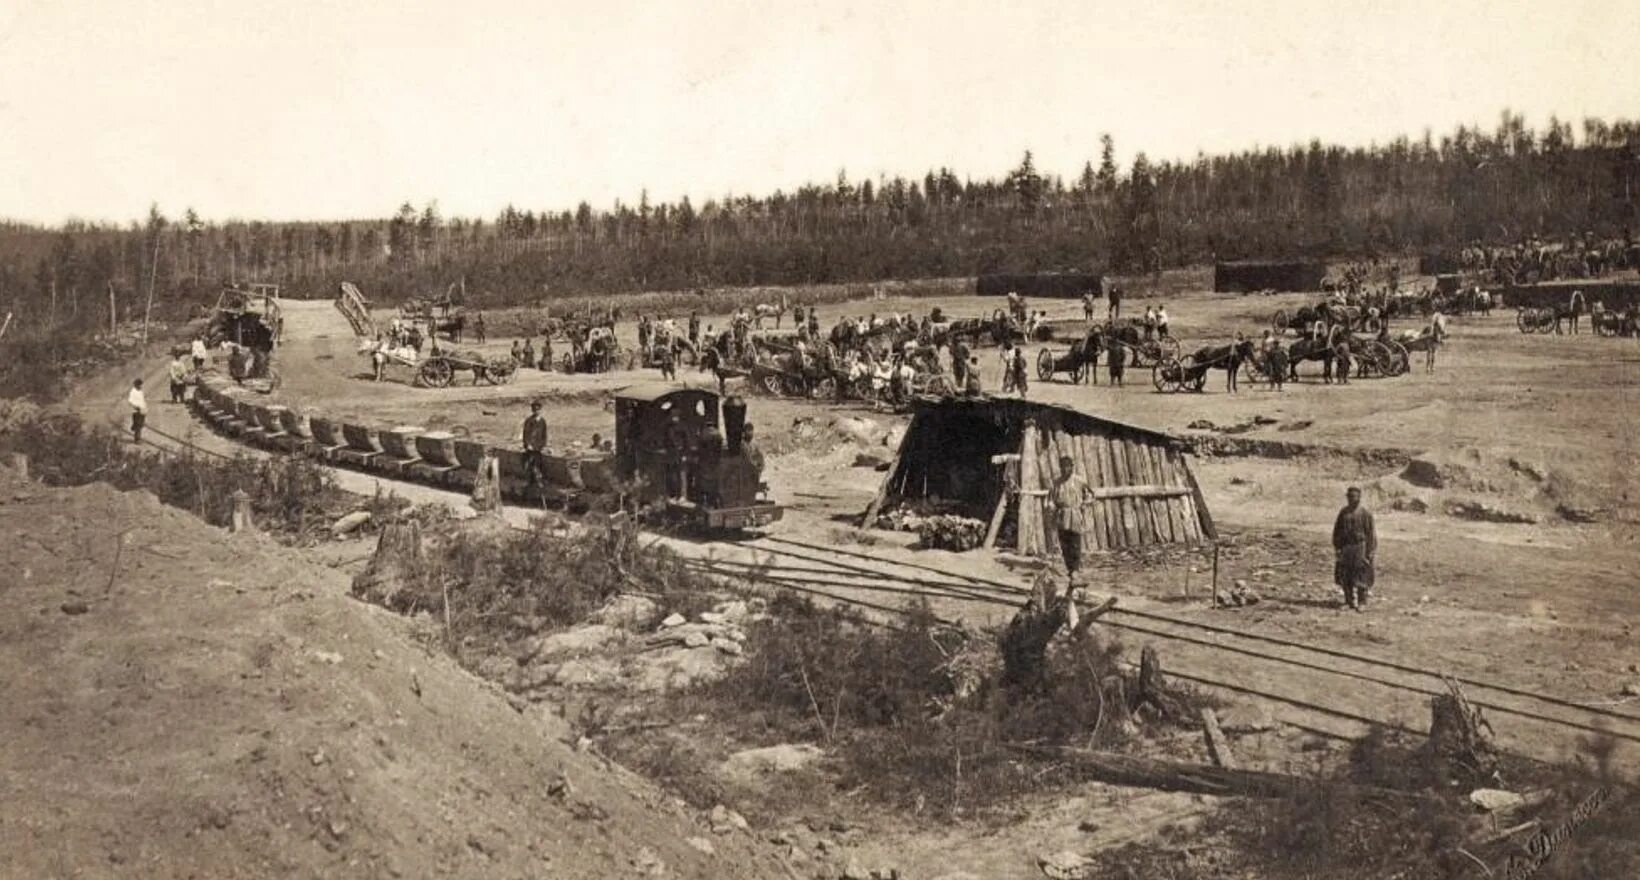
[127,378,148,444]
[1332,486,1377,611]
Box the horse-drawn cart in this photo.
[1152,355,1208,393]
[367,345,517,388]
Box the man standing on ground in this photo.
[127,378,148,444]
[1052,455,1093,582]
[167,354,189,403]
[522,401,549,499]
[473,312,487,344]
[951,338,971,388]
[1107,284,1122,322]
[1332,486,1376,611]
[1011,345,1030,398]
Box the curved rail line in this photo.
[716,538,1640,749]
[756,535,1640,726]
[128,400,1640,753]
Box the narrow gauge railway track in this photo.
[134,404,1640,762]
[691,536,1640,756]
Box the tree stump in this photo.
[351,520,425,611]
[1132,645,1182,719]
[1424,677,1499,783]
[470,454,502,514]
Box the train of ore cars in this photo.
[187,377,783,533]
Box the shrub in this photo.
[0,409,346,540]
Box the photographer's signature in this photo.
[1502,786,1610,879]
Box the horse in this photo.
[1287,325,1344,382]
[752,302,787,329]
[1100,322,1146,365]
[1185,339,1256,392]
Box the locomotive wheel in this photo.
[1036,349,1055,381]
[419,358,454,388]
[1272,309,1288,333]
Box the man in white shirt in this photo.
[127,379,148,444]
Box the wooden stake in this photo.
[1210,544,1220,608]
[108,281,117,335]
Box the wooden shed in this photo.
[862,397,1215,555]
[1213,261,1327,293]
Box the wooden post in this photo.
[229,489,253,533]
[142,234,161,344]
[108,281,118,335]
[1210,544,1220,608]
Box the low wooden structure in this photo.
[1213,260,1327,293]
[976,273,1102,299]
[862,397,1215,555]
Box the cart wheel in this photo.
[1160,336,1181,360]
[420,359,454,388]
[923,375,952,396]
[1152,357,1181,393]
[1036,349,1055,381]
[761,373,783,396]
[1516,308,1533,334]
[1388,342,1410,376]
[1070,363,1085,384]
[812,376,837,400]
[1272,309,1288,333]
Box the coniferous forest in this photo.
[2,112,1637,335]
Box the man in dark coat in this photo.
[1332,486,1376,610]
[522,401,549,498]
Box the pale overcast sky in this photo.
[2,0,1636,224]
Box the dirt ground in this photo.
[45,271,1640,877]
[0,465,792,880]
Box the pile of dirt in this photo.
[0,473,783,879]
[1381,449,1607,524]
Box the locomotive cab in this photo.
[613,385,782,532]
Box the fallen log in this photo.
[1201,708,1237,769]
[1009,744,1442,802]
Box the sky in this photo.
[2,0,1637,225]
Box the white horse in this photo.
[752,302,787,329]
